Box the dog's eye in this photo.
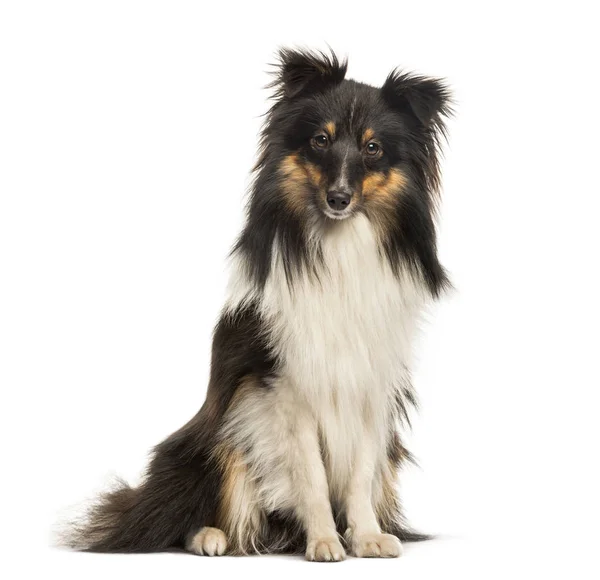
[312,135,329,149]
[365,142,381,156]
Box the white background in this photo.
[1,1,599,578]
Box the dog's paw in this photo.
[187,526,228,556]
[352,533,403,558]
[306,536,346,562]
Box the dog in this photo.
[65,48,452,561]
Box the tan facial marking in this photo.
[325,121,336,139]
[304,162,323,186]
[362,168,407,199]
[279,153,302,180]
[279,153,323,213]
[362,128,375,145]
[362,168,409,239]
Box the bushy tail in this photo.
[65,478,142,551]
[62,427,222,552]
[65,475,206,553]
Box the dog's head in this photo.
[259,48,451,228]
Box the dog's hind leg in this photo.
[186,526,228,556]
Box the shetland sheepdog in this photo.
[65,48,452,561]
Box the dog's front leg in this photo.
[345,436,403,558]
[289,406,345,561]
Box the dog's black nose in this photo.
[327,191,352,211]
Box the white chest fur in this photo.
[263,215,425,395]
[226,215,428,499]
[266,216,426,489]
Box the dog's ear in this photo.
[382,69,451,126]
[271,48,347,100]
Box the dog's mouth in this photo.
[322,207,355,221]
